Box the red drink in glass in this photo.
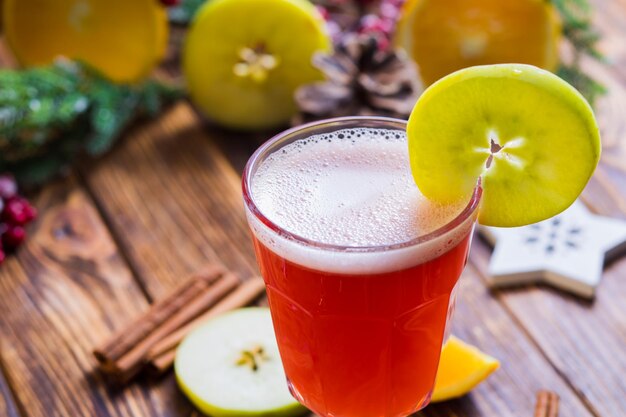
[243,118,480,417]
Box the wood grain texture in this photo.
[419,262,593,417]
[476,4,626,412]
[0,31,38,417]
[202,121,269,174]
[471,238,626,417]
[464,11,626,412]
[83,102,595,416]
[0,177,193,417]
[0,369,20,417]
[82,103,256,298]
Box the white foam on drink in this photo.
[246,128,475,274]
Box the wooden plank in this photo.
[420,262,594,417]
[577,55,626,218]
[81,104,257,298]
[0,369,20,417]
[203,122,269,174]
[464,12,626,412]
[0,21,22,393]
[465,33,626,411]
[470,238,626,417]
[83,102,595,416]
[468,72,626,415]
[0,177,192,417]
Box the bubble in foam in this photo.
[250,128,467,248]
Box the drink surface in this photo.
[245,127,477,417]
[251,128,465,248]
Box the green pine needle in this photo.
[550,0,606,105]
[0,60,182,186]
[557,64,607,106]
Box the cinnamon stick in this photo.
[147,276,267,373]
[149,349,177,374]
[113,272,240,381]
[94,266,243,382]
[94,264,225,372]
[534,390,559,417]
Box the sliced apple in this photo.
[175,307,307,417]
[407,64,601,227]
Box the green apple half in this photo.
[407,64,601,227]
[175,307,307,417]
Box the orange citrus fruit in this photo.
[2,0,168,83]
[395,0,561,85]
[431,336,500,402]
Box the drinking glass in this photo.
[242,117,481,417]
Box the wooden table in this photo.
[1,2,625,416]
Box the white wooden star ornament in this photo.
[480,200,626,299]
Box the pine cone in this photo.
[293,33,423,125]
[314,0,361,35]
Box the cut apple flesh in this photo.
[183,0,331,130]
[175,308,306,417]
[407,64,601,227]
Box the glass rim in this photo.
[242,116,482,253]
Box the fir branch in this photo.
[551,0,604,60]
[557,64,607,107]
[0,60,182,186]
[550,0,606,105]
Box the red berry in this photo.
[0,175,35,257]
[2,226,25,250]
[160,0,180,6]
[0,175,17,199]
[2,197,36,225]
[23,203,37,223]
[360,14,393,36]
